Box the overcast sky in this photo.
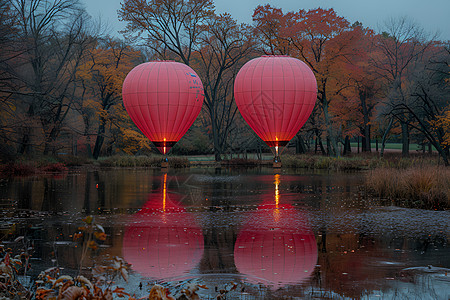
[82,0,450,41]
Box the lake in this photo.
[1,167,449,299]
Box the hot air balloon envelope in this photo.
[234,55,317,154]
[122,61,204,154]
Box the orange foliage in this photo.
[252,5,290,55]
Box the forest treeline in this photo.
[0,0,449,164]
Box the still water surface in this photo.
[1,167,449,299]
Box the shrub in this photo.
[0,162,37,176]
[39,162,68,173]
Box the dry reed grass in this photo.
[366,166,450,209]
[282,154,372,170]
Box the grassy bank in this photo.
[1,152,443,174]
[98,155,189,168]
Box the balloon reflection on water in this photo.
[234,174,318,288]
[122,174,204,281]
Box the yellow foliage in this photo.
[78,40,140,99]
[120,128,152,155]
[78,39,141,124]
[432,107,450,146]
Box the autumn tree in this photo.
[252,5,290,55]
[194,13,255,160]
[400,42,450,165]
[371,17,433,157]
[5,0,94,155]
[0,0,21,159]
[118,0,214,64]
[77,37,144,159]
[0,0,19,95]
[253,6,363,156]
[119,0,255,161]
[337,24,382,153]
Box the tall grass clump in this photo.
[366,166,450,209]
[168,156,190,168]
[372,156,438,169]
[57,154,92,166]
[98,155,160,167]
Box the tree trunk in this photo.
[401,121,409,157]
[357,136,360,153]
[360,91,371,152]
[315,136,318,153]
[18,104,36,155]
[92,118,106,160]
[85,136,93,158]
[210,112,222,162]
[343,135,351,155]
[18,130,31,155]
[214,151,221,162]
[322,101,338,157]
[362,125,371,152]
[326,137,331,156]
[43,126,59,155]
[296,135,307,154]
[432,140,449,166]
[381,118,394,158]
[106,140,113,156]
[361,135,367,152]
[316,134,326,155]
[83,116,93,158]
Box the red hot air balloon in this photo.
[122,61,204,154]
[234,55,317,159]
[122,174,204,280]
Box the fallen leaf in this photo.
[59,286,86,300]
